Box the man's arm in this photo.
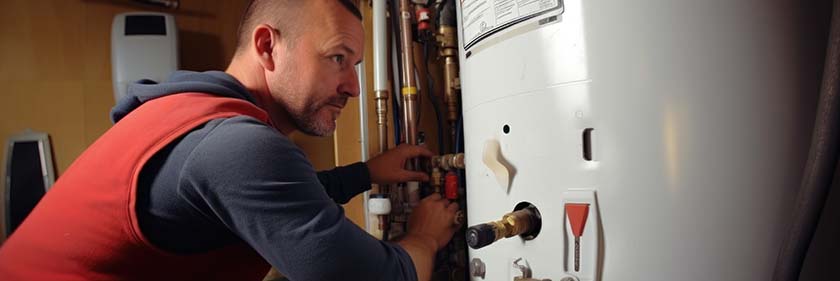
[179,118,456,280]
[316,144,434,204]
[316,163,371,204]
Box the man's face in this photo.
[267,1,364,136]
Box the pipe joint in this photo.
[433,153,466,170]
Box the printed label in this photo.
[461,0,561,49]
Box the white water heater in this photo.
[458,0,821,280]
[111,12,178,103]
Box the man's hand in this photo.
[367,144,434,185]
[397,194,459,281]
[406,193,459,250]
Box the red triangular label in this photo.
[566,203,590,237]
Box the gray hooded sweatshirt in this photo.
[113,71,416,281]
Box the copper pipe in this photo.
[399,0,419,148]
[444,55,459,144]
[437,25,460,148]
[397,0,421,212]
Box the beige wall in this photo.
[0,0,255,242]
[0,0,378,243]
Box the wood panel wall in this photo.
[0,0,370,245]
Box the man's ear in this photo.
[252,24,278,71]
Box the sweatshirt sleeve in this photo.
[316,162,372,204]
[176,117,416,281]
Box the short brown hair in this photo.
[234,0,362,53]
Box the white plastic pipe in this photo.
[373,0,388,92]
[357,62,373,233]
[368,0,391,238]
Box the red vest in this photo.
[0,93,271,280]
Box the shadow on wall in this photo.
[180,31,227,71]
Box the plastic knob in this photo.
[467,223,496,249]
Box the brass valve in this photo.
[466,204,541,249]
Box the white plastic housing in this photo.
[111,12,178,103]
[457,0,821,280]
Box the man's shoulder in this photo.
[183,115,315,179]
[199,115,291,147]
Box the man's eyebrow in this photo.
[337,44,356,56]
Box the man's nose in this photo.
[338,66,361,98]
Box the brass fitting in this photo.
[437,25,462,145]
[437,26,458,52]
[493,209,535,239]
[466,204,541,249]
[431,167,443,194]
[432,153,465,170]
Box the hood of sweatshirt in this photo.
[110,71,256,123]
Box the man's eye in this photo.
[332,55,345,65]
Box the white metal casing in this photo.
[111,12,178,104]
[457,0,821,280]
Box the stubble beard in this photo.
[284,95,347,137]
[292,104,337,137]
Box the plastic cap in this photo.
[369,197,392,215]
[467,223,496,249]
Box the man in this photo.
[0,0,458,280]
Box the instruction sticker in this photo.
[461,0,562,50]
